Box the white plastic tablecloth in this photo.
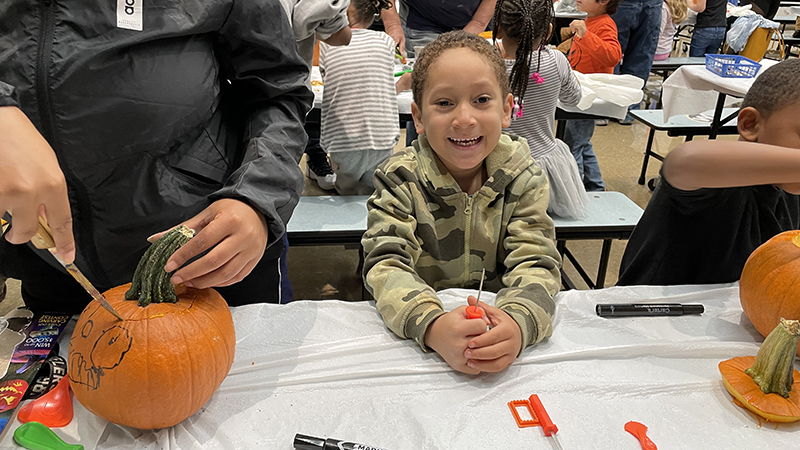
[661,58,779,121]
[5,284,799,449]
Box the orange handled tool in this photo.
[508,394,563,450]
[466,268,486,319]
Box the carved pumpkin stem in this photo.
[125,225,195,307]
[746,318,800,398]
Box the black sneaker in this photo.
[306,154,337,191]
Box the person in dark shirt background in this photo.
[618,60,800,286]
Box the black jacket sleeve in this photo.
[212,0,314,246]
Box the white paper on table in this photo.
[573,72,644,110]
[661,59,778,121]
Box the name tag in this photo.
[117,0,143,31]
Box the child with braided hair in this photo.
[319,0,402,194]
[493,0,587,218]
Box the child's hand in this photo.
[424,306,492,375]
[569,20,587,39]
[463,296,523,373]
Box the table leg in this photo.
[638,128,656,185]
[709,92,727,140]
[595,239,613,289]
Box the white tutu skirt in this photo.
[534,139,589,219]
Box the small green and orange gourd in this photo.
[67,226,236,429]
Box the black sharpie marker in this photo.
[596,303,704,317]
[294,434,388,450]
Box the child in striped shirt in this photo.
[320,0,402,195]
[494,0,587,218]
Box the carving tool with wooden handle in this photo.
[27,216,124,321]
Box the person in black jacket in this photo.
[0,0,313,314]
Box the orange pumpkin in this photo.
[67,226,236,429]
[739,230,800,355]
[719,318,800,422]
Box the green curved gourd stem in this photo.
[745,318,800,398]
[124,225,195,306]
[14,421,84,450]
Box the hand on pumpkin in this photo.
[0,107,75,263]
[157,198,269,289]
[462,295,522,373]
[424,303,492,375]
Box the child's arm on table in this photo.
[363,166,490,375]
[663,140,800,192]
[465,167,561,372]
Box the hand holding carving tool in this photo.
[27,215,124,321]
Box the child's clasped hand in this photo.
[424,295,523,375]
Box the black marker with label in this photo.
[294,434,388,450]
[596,303,704,317]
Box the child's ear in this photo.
[502,93,513,128]
[411,102,425,135]
[737,106,761,142]
[546,23,553,41]
[598,0,610,6]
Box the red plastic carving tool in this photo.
[508,394,563,450]
[624,421,657,450]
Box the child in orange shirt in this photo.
[563,0,622,191]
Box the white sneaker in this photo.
[306,156,337,191]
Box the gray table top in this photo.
[650,57,706,71]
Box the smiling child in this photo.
[361,31,561,375]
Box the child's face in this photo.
[576,0,610,16]
[411,47,513,176]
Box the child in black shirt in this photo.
[618,59,800,286]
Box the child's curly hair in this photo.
[411,30,510,109]
[742,59,800,119]
[350,0,393,27]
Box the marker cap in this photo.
[294,434,325,450]
[682,304,704,315]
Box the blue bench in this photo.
[286,192,643,293]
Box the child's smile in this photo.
[448,136,484,148]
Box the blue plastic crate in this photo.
[704,54,761,78]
